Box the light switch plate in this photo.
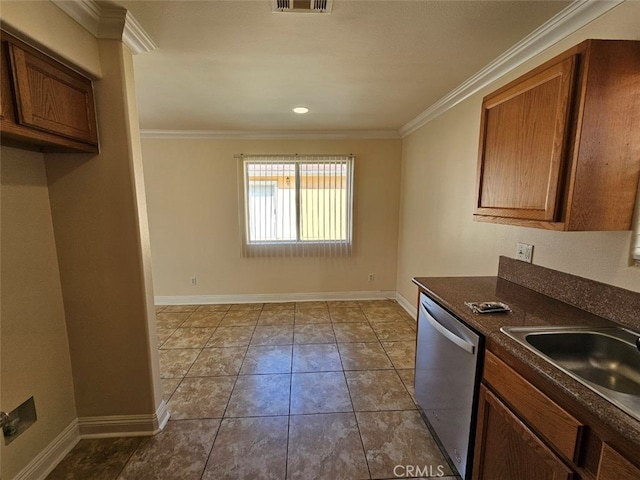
[516,243,534,263]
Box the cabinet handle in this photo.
[420,303,475,354]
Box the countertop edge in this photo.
[412,275,640,463]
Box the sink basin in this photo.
[501,326,640,422]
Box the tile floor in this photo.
[47,300,459,480]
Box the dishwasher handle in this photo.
[420,302,475,355]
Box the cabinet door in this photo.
[472,385,575,480]
[475,55,576,221]
[597,444,640,480]
[7,42,98,145]
[0,41,14,122]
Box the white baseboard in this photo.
[396,291,417,321]
[12,419,80,480]
[156,290,397,306]
[11,403,169,480]
[78,400,170,438]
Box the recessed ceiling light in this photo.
[293,106,309,114]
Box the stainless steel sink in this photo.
[501,326,640,422]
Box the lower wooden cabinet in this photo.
[597,444,640,480]
[472,385,575,480]
[473,350,640,480]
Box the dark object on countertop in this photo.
[465,301,511,314]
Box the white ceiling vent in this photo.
[273,0,333,14]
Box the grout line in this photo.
[285,360,293,480]
[115,436,151,478]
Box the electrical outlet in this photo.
[190,276,197,286]
[368,273,375,282]
[516,243,534,263]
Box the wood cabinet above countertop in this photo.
[0,30,99,153]
[474,39,640,231]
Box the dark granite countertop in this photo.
[412,275,640,458]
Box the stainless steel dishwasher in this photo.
[415,292,483,480]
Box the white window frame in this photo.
[237,154,354,257]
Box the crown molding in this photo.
[121,10,157,54]
[140,129,401,140]
[399,0,626,138]
[52,0,157,54]
[51,0,101,36]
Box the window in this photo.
[238,154,354,257]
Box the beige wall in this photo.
[47,39,161,419]
[142,138,402,297]
[396,0,640,304]
[0,147,77,480]
[0,0,102,78]
[1,2,161,475]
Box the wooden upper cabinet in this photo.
[8,42,98,144]
[0,31,98,153]
[0,42,14,123]
[475,40,640,231]
[476,56,576,222]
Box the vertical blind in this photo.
[237,154,354,257]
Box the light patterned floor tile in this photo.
[262,302,295,311]
[225,374,290,417]
[397,369,417,404]
[47,438,143,480]
[156,312,190,329]
[333,323,378,343]
[294,309,331,324]
[250,325,294,346]
[158,349,201,378]
[228,303,264,311]
[258,310,295,325]
[196,304,231,312]
[117,419,220,480]
[202,416,288,480]
[187,347,247,376]
[160,327,215,349]
[382,341,416,370]
[345,370,415,411]
[287,413,369,480]
[371,321,416,341]
[356,410,453,479]
[295,301,328,312]
[161,378,182,402]
[207,326,254,347]
[291,372,352,414]
[330,308,367,323]
[181,311,225,328]
[162,305,199,313]
[292,344,343,372]
[219,310,260,326]
[337,342,393,370]
[240,345,292,374]
[168,376,236,419]
[293,324,335,344]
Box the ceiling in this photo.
[113,0,571,133]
